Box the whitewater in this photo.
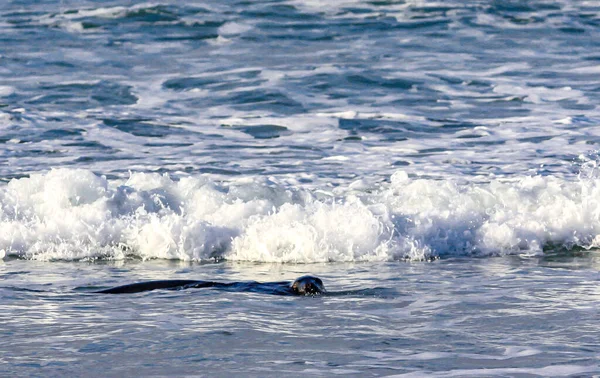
[3,168,600,263]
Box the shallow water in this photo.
[2,256,600,376]
[3,0,600,375]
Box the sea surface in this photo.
[1,0,600,376]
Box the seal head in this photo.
[291,275,325,295]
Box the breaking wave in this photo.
[1,168,599,262]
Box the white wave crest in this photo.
[1,168,600,262]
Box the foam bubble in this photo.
[493,84,584,104]
[383,172,600,258]
[0,86,15,97]
[230,198,396,263]
[218,22,252,36]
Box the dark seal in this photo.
[290,275,325,295]
[94,275,326,296]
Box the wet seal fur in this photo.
[95,275,326,296]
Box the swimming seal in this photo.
[94,275,326,296]
[291,275,325,296]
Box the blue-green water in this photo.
[2,0,600,375]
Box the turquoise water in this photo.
[2,0,600,375]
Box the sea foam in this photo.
[1,168,599,262]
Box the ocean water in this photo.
[2,0,600,376]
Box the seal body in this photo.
[291,275,325,295]
[95,276,326,296]
[95,280,215,294]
